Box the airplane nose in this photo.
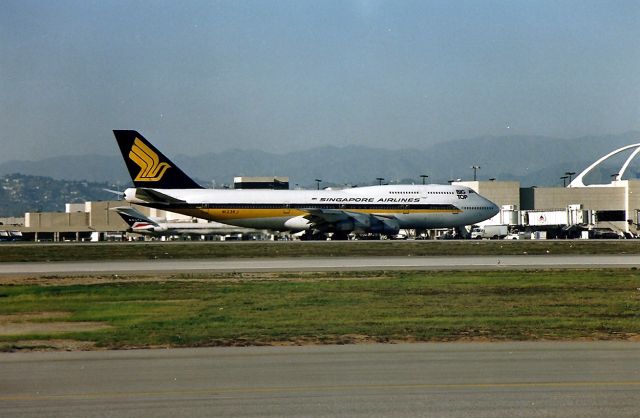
[490,202,500,217]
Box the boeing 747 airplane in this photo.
[114,130,499,239]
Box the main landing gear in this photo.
[299,231,352,241]
[300,231,328,241]
[330,232,350,241]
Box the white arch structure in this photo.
[568,143,640,187]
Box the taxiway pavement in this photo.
[1,342,639,417]
[1,254,640,275]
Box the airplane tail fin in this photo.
[112,206,160,228]
[113,130,203,189]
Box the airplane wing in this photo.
[300,208,355,224]
[299,208,399,234]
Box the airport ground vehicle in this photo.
[471,224,509,239]
[0,230,24,242]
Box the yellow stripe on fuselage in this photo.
[168,208,462,222]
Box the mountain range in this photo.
[0,174,116,217]
[1,132,639,188]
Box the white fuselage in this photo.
[124,184,499,232]
[130,221,257,236]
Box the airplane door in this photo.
[283,202,291,215]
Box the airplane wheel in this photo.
[300,232,313,241]
[331,233,350,241]
[312,232,328,241]
[302,231,327,241]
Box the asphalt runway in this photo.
[1,342,639,417]
[2,254,640,275]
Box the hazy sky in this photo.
[1,0,639,163]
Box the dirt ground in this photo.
[0,272,379,286]
[0,274,172,286]
[0,312,111,350]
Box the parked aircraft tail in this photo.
[112,206,161,229]
[113,130,202,189]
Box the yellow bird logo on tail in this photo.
[129,138,171,182]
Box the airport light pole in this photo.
[471,165,481,181]
[376,177,384,186]
[565,171,576,184]
[315,179,322,190]
[560,176,568,187]
[420,174,429,184]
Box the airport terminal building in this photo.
[15,201,169,242]
[456,179,640,236]
[456,144,640,237]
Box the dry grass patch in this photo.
[0,339,97,352]
[0,311,112,337]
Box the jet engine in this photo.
[369,217,400,235]
[333,216,399,235]
[131,223,167,233]
[283,216,312,231]
[286,212,400,236]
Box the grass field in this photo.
[1,269,638,351]
[2,239,640,262]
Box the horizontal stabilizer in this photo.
[134,188,187,205]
